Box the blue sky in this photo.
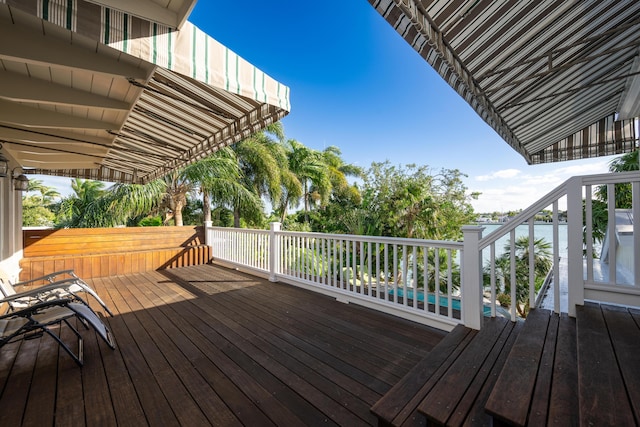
[41,0,616,212]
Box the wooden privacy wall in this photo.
[20,226,211,282]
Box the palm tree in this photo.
[321,146,363,198]
[108,151,258,227]
[488,236,553,317]
[57,179,108,227]
[230,123,287,227]
[185,150,262,225]
[278,139,331,223]
[24,178,61,206]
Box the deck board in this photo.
[421,316,510,425]
[0,264,447,426]
[600,304,640,424]
[577,303,635,426]
[547,313,578,426]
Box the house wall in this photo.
[0,154,23,282]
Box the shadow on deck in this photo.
[0,264,446,426]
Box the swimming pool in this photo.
[388,288,494,316]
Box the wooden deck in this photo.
[0,264,446,426]
[374,304,640,426]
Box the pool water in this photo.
[388,288,494,316]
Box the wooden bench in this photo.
[371,315,521,426]
[485,308,578,426]
[20,226,211,282]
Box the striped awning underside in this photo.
[1,0,289,183]
[369,0,640,164]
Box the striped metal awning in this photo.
[0,0,290,183]
[369,1,640,164]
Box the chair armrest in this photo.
[1,279,84,302]
[0,298,70,319]
[13,269,77,287]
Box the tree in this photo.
[56,179,110,227]
[26,179,61,207]
[291,146,363,233]
[188,150,263,226]
[22,179,60,227]
[595,150,638,208]
[590,150,639,244]
[359,162,477,240]
[488,236,552,317]
[229,123,287,227]
[277,139,331,223]
[320,145,363,207]
[22,196,56,227]
[107,151,259,227]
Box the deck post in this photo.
[461,226,484,330]
[269,222,281,282]
[203,220,212,246]
[566,176,584,317]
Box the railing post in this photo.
[461,226,484,330]
[566,176,584,317]
[203,220,212,246]
[269,222,281,282]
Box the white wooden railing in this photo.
[205,171,640,330]
[475,171,640,320]
[207,223,465,331]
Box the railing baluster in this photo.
[346,240,350,290]
[360,240,365,294]
[423,247,428,313]
[553,201,560,314]
[528,218,535,309]
[434,248,440,315]
[368,242,373,297]
[332,239,337,287]
[384,243,389,300]
[607,183,617,285]
[376,242,381,299]
[402,245,408,307]
[447,249,453,318]
[510,229,516,321]
[412,246,418,309]
[393,244,398,304]
[585,186,594,282]
[490,243,496,317]
[320,238,325,285]
[634,181,640,286]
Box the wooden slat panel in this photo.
[19,245,210,281]
[23,226,205,257]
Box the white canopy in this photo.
[0,0,290,183]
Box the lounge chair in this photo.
[0,269,113,317]
[0,298,116,366]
